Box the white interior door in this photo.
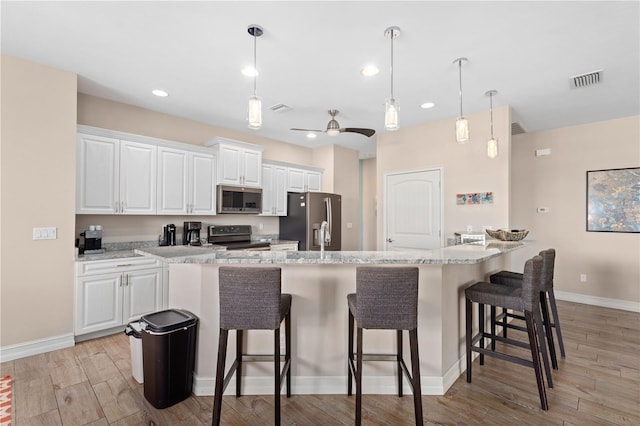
[385,169,442,250]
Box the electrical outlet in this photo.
[466,225,473,232]
[258,223,264,231]
[580,274,587,283]
[482,225,493,232]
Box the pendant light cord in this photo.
[458,60,463,117]
[390,28,395,101]
[253,32,257,97]
[489,92,494,138]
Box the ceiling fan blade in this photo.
[290,128,324,133]
[341,128,376,137]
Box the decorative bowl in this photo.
[485,229,529,241]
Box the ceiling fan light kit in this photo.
[486,89,499,159]
[290,109,375,138]
[384,26,400,131]
[247,25,263,130]
[454,57,469,143]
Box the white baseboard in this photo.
[554,290,640,313]
[193,373,447,397]
[0,333,75,363]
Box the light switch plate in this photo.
[33,227,57,240]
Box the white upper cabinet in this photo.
[287,166,322,193]
[77,133,156,214]
[157,147,216,215]
[206,139,264,188]
[261,162,288,216]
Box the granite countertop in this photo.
[135,240,526,265]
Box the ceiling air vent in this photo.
[570,70,603,88]
[511,122,526,135]
[269,103,291,113]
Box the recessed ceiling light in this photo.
[421,102,435,109]
[152,89,169,97]
[306,133,317,139]
[361,65,379,76]
[241,66,259,77]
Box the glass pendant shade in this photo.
[487,138,498,159]
[385,98,399,131]
[248,95,262,130]
[455,117,469,143]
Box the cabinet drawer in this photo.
[77,257,162,276]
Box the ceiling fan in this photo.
[291,109,376,138]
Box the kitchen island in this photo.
[135,242,531,396]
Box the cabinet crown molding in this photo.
[205,137,265,152]
[263,159,324,173]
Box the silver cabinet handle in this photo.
[125,274,129,286]
[117,264,133,267]
[114,202,118,213]
[387,238,394,243]
[119,274,123,287]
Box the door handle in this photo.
[387,238,394,243]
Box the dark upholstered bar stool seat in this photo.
[212,267,291,426]
[490,248,565,368]
[347,266,423,426]
[465,255,550,410]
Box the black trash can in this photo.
[140,309,198,409]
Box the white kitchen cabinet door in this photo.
[287,167,322,193]
[218,144,242,185]
[157,147,189,215]
[274,165,288,215]
[75,273,123,335]
[305,170,322,192]
[286,168,305,193]
[122,268,163,324]
[189,152,216,215]
[241,148,262,187]
[217,143,262,187]
[119,140,157,214]
[76,133,120,214]
[261,164,288,216]
[261,164,275,215]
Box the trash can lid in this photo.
[141,309,198,333]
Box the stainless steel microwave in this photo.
[217,185,262,214]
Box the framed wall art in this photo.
[586,167,640,233]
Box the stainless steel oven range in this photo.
[207,225,270,251]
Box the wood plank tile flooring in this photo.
[2,300,638,425]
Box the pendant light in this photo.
[453,57,469,143]
[485,90,498,159]
[384,26,400,131]
[247,25,263,130]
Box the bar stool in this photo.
[347,266,423,426]
[465,255,549,410]
[490,248,565,369]
[212,267,292,426]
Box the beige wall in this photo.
[511,116,640,304]
[360,158,377,250]
[333,145,360,250]
[1,55,77,346]
[375,105,511,248]
[310,144,361,250]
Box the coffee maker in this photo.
[79,226,104,254]
[183,221,202,246]
[159,224,176,246]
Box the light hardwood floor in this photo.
[2,300,639,425]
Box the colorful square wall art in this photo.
[456,192,494,205]
[587,167,640,233]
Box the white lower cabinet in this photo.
[75,257,166,336]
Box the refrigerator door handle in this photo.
[324,197,332,244]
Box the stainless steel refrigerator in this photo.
[279,192,341,251]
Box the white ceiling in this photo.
[2,1,638,158]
